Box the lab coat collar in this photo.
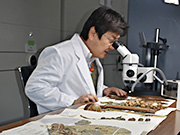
[73,34,92,58]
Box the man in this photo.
[25,6,129,114]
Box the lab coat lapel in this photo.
[95,59,104,97]
[72,35,96,94]
[77,58,95,94]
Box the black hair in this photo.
[80,6,129,40]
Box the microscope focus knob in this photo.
[137,73,147,83]
[126,70,135,77]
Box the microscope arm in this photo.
[130,68,168,93]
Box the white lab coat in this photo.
[25,34,107,114]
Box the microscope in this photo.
[112,41,180,110]
[112,41,168,92]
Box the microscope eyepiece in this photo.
[112,41,119,49]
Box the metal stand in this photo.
[141,28,169,91]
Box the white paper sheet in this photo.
[57,108,167,135]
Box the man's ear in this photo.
[88,26,96,40]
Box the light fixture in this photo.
[164,0,179,5]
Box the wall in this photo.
[0,0,61,126]
[127,0,180,92]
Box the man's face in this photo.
[90,31,120,59]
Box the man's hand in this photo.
[73,94,98,105]
[103,87,127,97]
